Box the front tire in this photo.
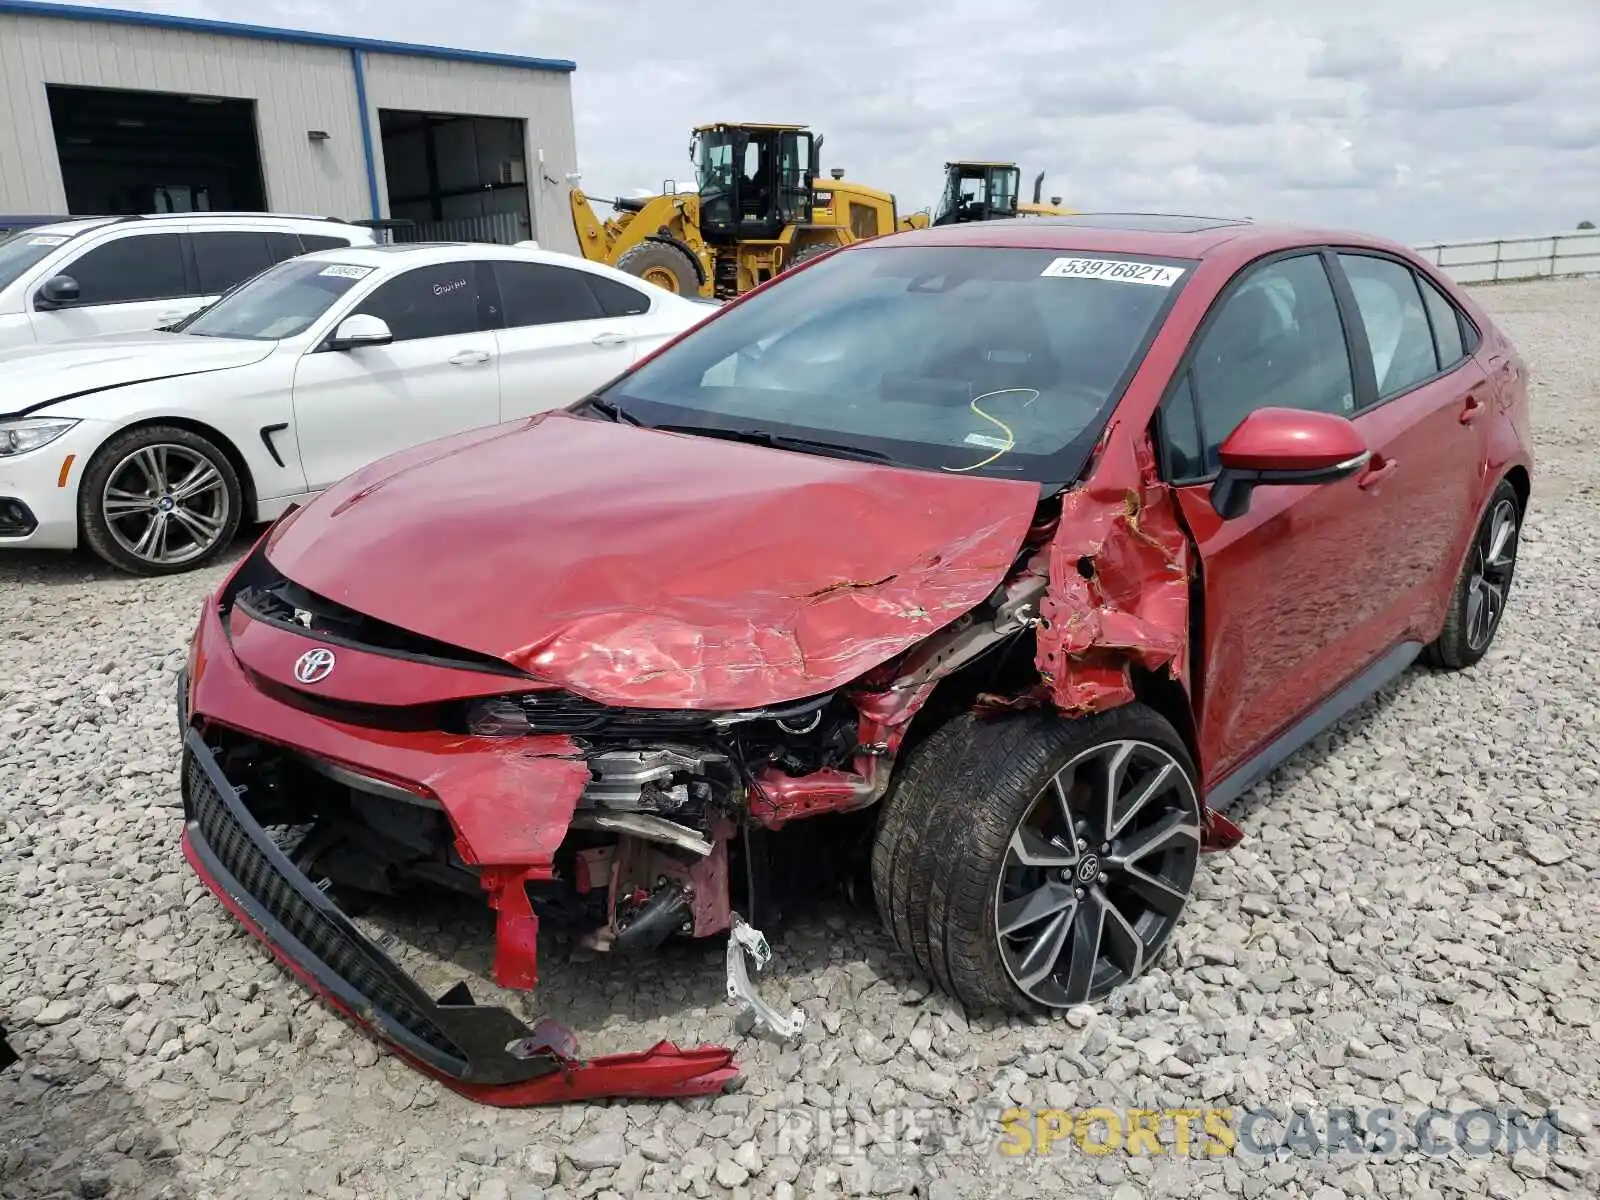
[615,241,699,296]
[79,424,243,576]
[874,705,1202,1014]
[1423,477,1521,670]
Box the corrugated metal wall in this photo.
[0,12,581,253]
[360,54,579,253]
[0,12,370,219]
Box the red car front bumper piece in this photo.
[466,1022,738,1104]
[178,723,737,1105]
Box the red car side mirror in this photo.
[1211,407,1370,519]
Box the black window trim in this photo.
[1153,245,1366,487]
[484,259,655,331]
[186,229,286,298]
[178,232,202,297]
[475,258,508,331]
[1325,246,1479,413]
[579,267,655,319]
[30,223,331,310]
[311,258,492,351]
[1409,255,1477,359]
[35,229,194,309]
[1415,273,1466,368]
[1150,373,1202,487]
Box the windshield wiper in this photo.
[649,424,893,463]
[578,395,643,426]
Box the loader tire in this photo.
[616,242,699,296]
[786,242,840,271]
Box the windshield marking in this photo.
[941,387,1038,474]
[601,245,1193,484]
[318,264,373,279]
[1040,257,1187,287]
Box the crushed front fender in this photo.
[1036,431,1191,712]
[179,728,737,1104]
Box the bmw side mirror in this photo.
[35,275,80,309]
[1211,407,1370,520]
[326,314,393,351]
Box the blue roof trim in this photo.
[0,0,577,72]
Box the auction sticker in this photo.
[1040,257,1185,286]
[964,432,1012,450]
[27,235,69,247]
[319,264,373,279]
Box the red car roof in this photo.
[878,213,1414,261]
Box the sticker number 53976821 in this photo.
[1040,257,1186,287]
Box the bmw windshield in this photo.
[596,244,1193,483]
[0,224,102,291]
[182,258,373,340]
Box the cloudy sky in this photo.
[74,0,1600,242]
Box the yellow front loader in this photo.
[907,161,1073,226]
[569,123,906,300]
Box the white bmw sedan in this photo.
[0,242,716,574]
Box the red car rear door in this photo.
[1330,250,1494,643]
[1154,250,1413,791]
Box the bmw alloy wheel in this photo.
[101,443,232,568]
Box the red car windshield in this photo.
[602,244,1195,483]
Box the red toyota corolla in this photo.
[176,213,1532,1103]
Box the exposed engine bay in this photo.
[211,542,1054,996]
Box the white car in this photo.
[0,212,377,350]
[0,242,717,575]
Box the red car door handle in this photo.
[1358,457,1398,489]
[1461,393,1485,424]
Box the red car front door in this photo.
[1156,250,1414,791]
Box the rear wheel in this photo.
[874,705,1202,1014]
[1423,477,1521,670]
[615,241,699,296]
[79,424,243,576]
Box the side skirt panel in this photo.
[1205,640,1423,811]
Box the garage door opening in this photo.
[378,110,532,245]
[46,84,267,215]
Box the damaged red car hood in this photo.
[264,411,1041,708]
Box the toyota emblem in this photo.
[294,648,336,684]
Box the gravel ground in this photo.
[3,278,1598,1200]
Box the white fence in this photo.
[1415,230,1600,285]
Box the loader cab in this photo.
[931,161,1021,225]
[693,123,816,243]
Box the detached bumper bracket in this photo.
[726,913,806,1041]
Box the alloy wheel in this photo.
[994,739,1200,1007]
[101,443,231,568]
[1465,497,1519,652]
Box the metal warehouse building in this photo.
[0,0,581,252]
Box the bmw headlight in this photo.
[0,417,79,456]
